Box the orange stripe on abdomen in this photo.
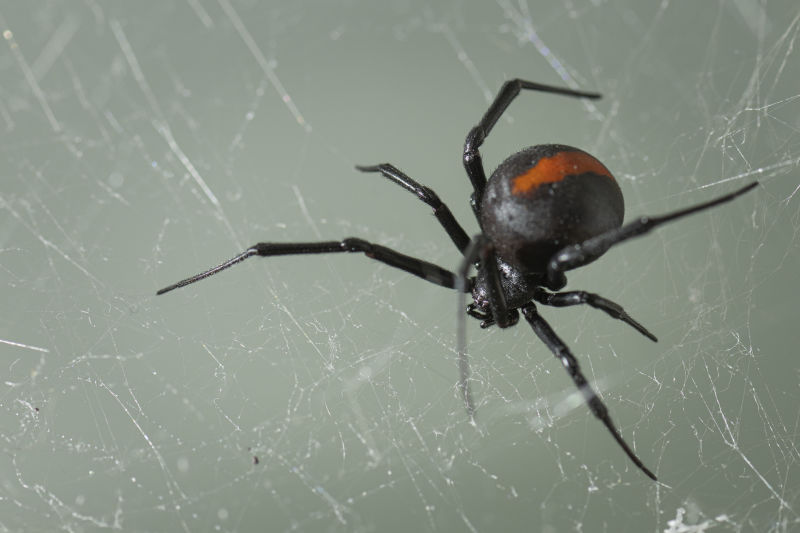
[511,150,613,195]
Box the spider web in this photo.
[1,1,799,531]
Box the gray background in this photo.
[1,1,798,532]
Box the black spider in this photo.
[157,78,758,481]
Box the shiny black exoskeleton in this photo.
[470,143,626,324]
[157,78,758,481]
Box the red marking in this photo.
[512,150,612,195]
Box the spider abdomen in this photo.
[480,144,624,272]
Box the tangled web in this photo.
[1,1,799,531]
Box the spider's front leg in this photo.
[533,287,657,342]
[456,235,519,420]
[156,239,464,296]
[521,302,658,481]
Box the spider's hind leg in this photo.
[463,79,601,215]
[545,182,758,289]
[356,163,470,254]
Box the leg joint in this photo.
[416,184,442,208]
[341,238,371,253]
[463,126,485,158]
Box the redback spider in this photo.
[157,78,758,481]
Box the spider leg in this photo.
[533,288,657,342]
[355,164,471,253]
[456,236,485,422]
[456,235,520,421]
[546,181,758,289]
[463,79,600,216]
[156,239,464,295]
[520,302,657,481]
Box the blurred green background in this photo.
[1,1,798,531]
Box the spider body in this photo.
[470,254,538,318]
[481,144,624,276]
[157,78,758,482]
